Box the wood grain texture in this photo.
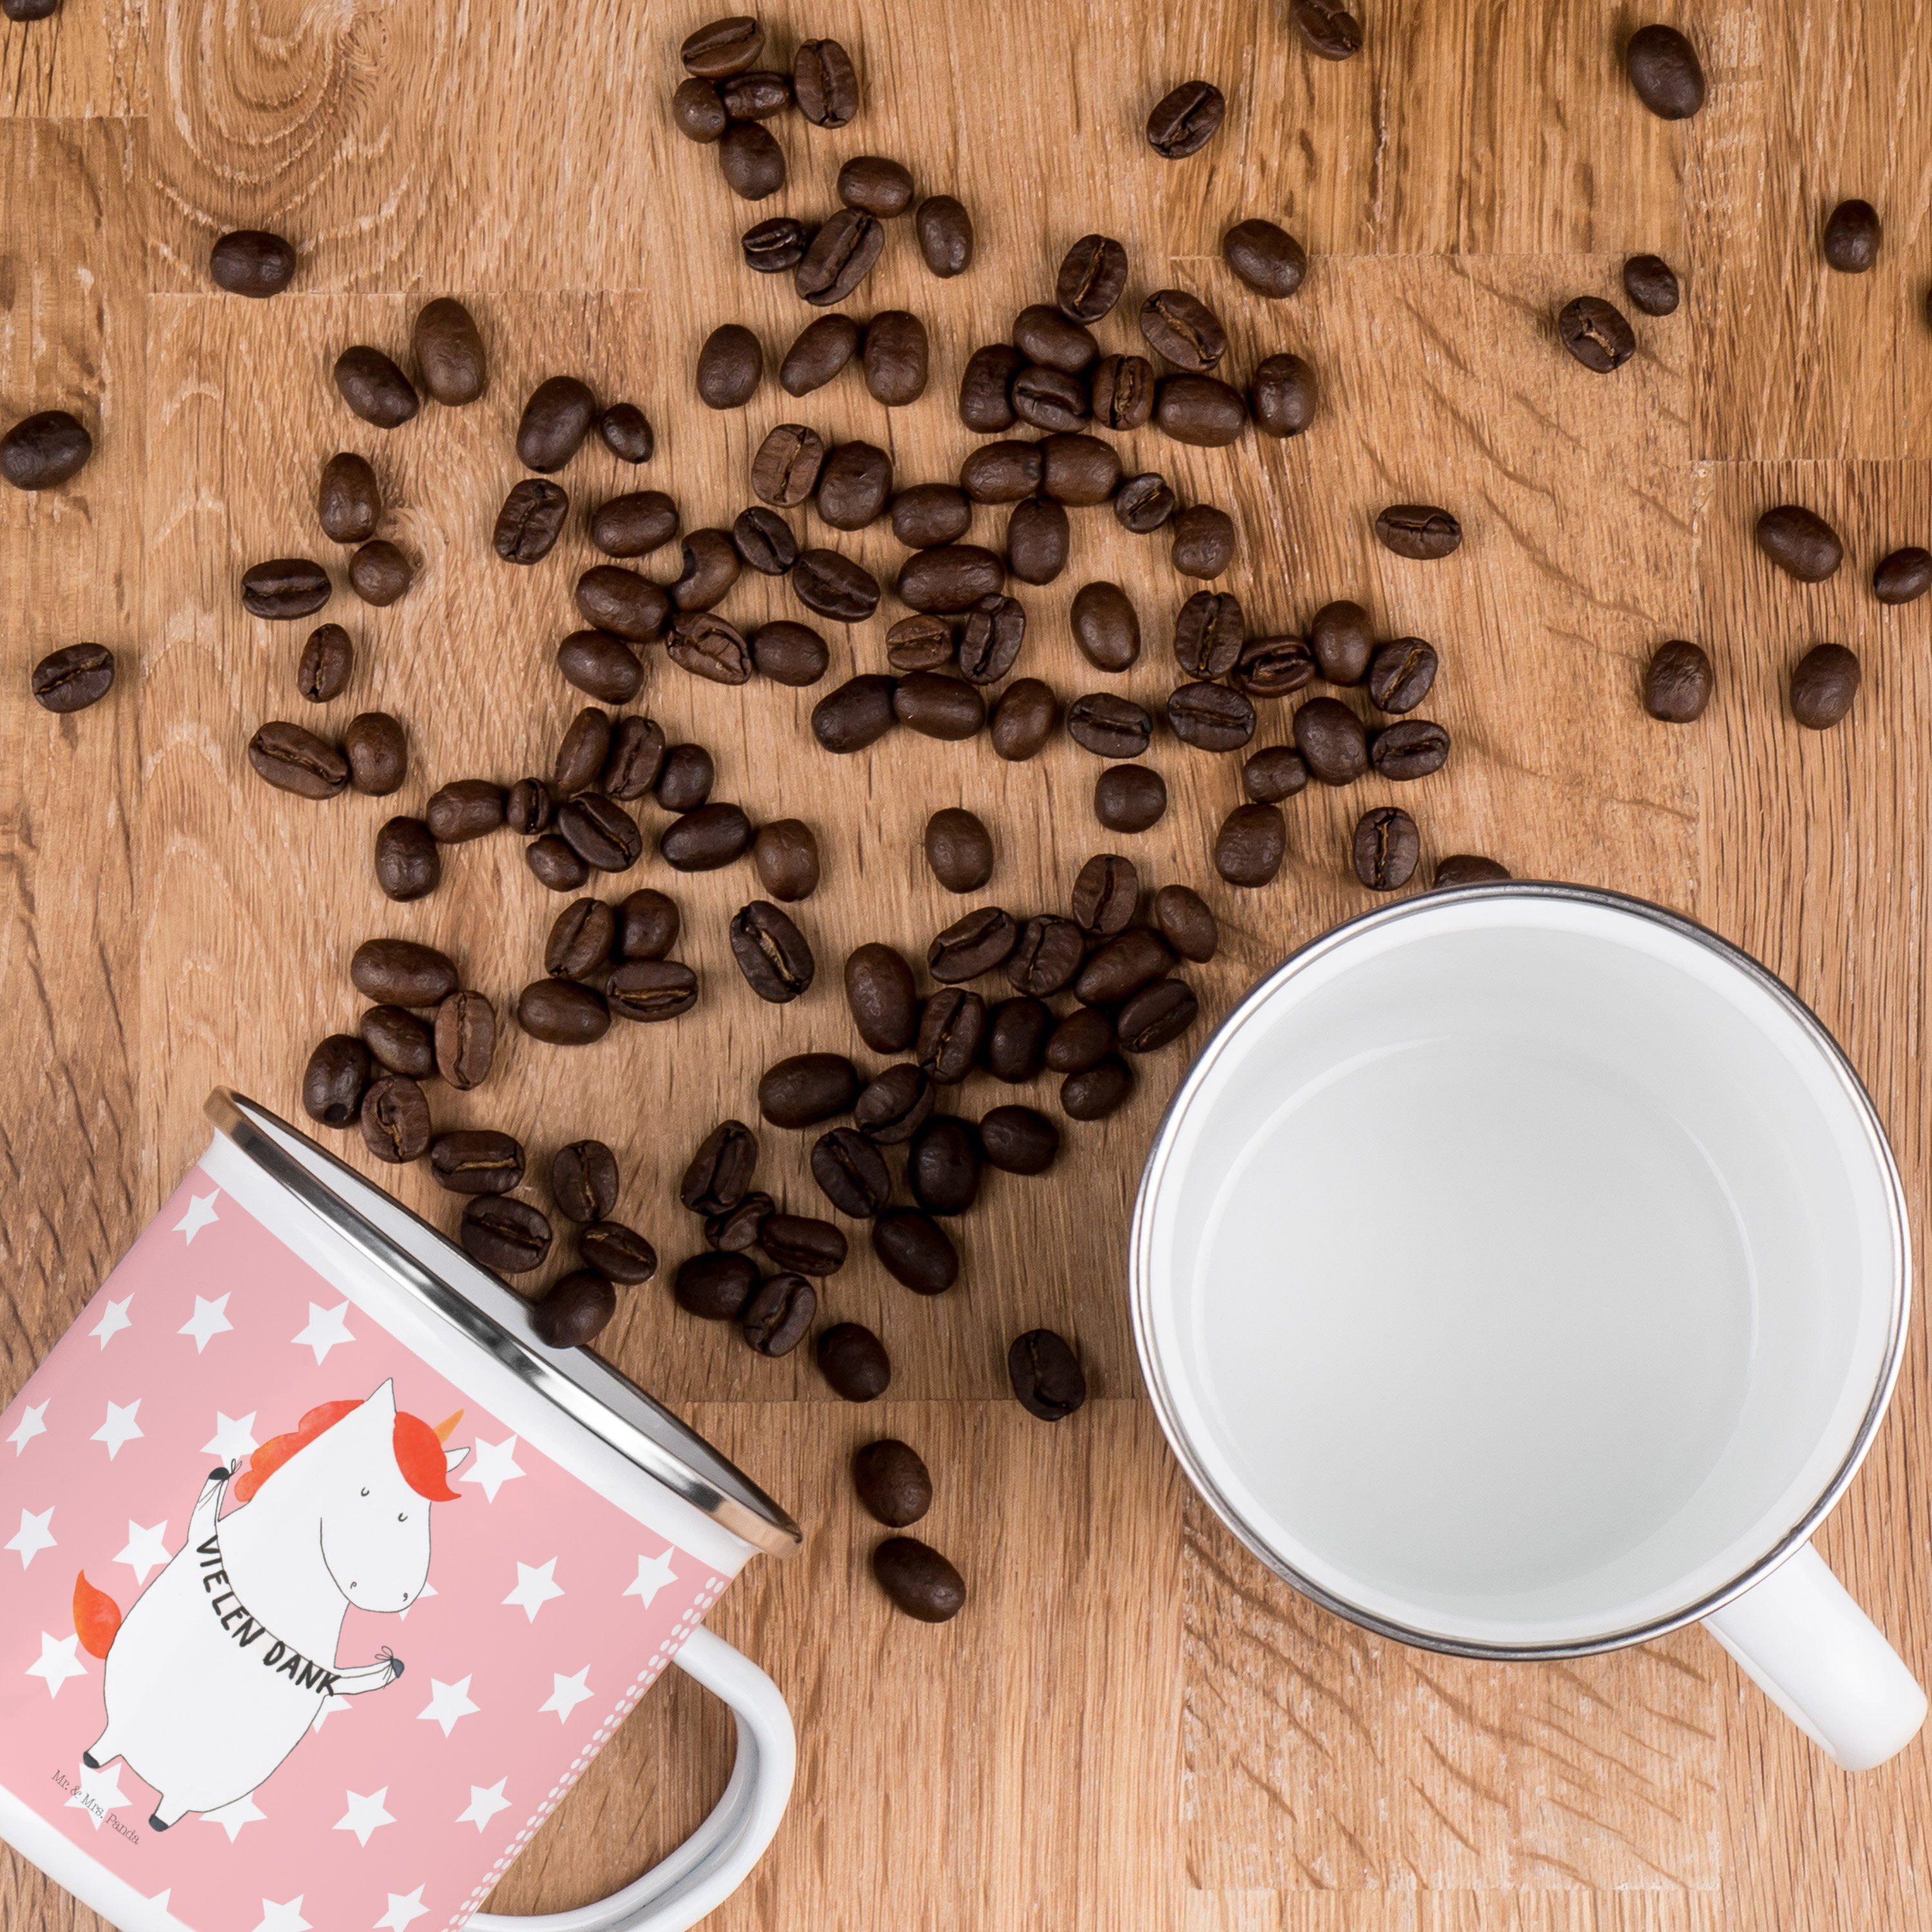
[2,0,1929,1927]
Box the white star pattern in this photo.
[65,1759,129,1830]
[540,1667,593,1723]
[310,1693,353,1733]
[417,1674,480,1738]
[252,1899,312,1932]
[24,1631,87,1698]
[203,1410,259,1462]
[203,1792,267,1842]
[334,1786,395,1847]
[457,1777,512,1832]
[173,1191,221,1243]
[91,1399,143,1460]
[90,1296,133,1348]
[114,1519,171,1586]
[374,1886,429,1931]
[6,1506,55,1569]
[6,1401,48,1454]
[292,1301,355,1365]
[504,1557,564,1622]
[460,1434,525,1503]
[178,1293,233,1352]
[623,1548,678,1609]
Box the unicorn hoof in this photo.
[80,1751,100,1770]
[389,1657,406,1679]
[147,1812,171,1833]
[209,1465,232,1482]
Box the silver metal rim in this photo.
[1128,881,1913,1661]
[207,1090,802,1558]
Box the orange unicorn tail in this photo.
[73,1571,121,1659]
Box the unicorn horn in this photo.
[433,1410,464,1443]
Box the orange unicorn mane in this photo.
[233,1397,464,1504]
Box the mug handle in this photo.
[1702,1542,1926,1770]
[471,1627,795,1932]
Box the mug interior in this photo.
[1136,889,1905,1651]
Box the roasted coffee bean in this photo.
[752,621,831,686]
[818,1322,890,1401]
[361,1074,431,1164]
[1231,632,1314,700]
[707,1191,773,1251]
[1756,504,1842,582]
[580,1220,658,1285]
[958,594,1027,683]
[1623,254,1681,316]
[1367,638,1438,714]
[545,898,616,978]
[1309,601,1373,683]
[303,1035,370,1127]
[526,835,590,892]
[1014,304,1099,374]
[1061,1054,1134,1120]
[908,1115,981,1217]
[749,819,819,903]
[552,1140,620,1224]
[1626,23,1705,117]
[589,490,678,558]
[980,1103,1059,1174]
[556,791,643,872]
[242,557,331,620]
[1071,853,1138,935]
[0,408,89,489]
[1353,806,1420,889]
[1005,916,1084,996]
[1056,234,1129,323]
[1147,79,1225,158]
[554,707,613,796]
[361,1003,435,1078]
[435,990,496,1089]
[1067,692,1153,758]
[1251,353,1319,437]
[753,423,828,505]
[813,1127,893,1217]
[334,348,419,430]
[249,721,348,798]
[598,402,654,462]
[1243,744,1310,804]
[209,228,296,298]
[1370,722,1451,782]
[317,452,381,545]
[1375,504,1461,560]
[1435,853,1512,887]
[614,889,679,963]
[373,817,439,901]
[1172,591,1242,677]
[518,375,597,471]
[516,977,610,1045]
[461,1196,553,1274]
[531,1271,617,1347]
[915,195,974,277]
[1215,802,1287,887]
[1168,681,1256,752]
[412,296,486,404]
[743,214,809,273]
[917,988,987,1084]
[660,801,753,871]
[679,1122,757,1219]
[1094,763,1168,832]
[643,743,705,811]
[1011,365,1090,433]
[1643,640,1714,722]
[793,547,881,621]
[681,14,761,75]
[696,325,762,410]
[1090,354,1155,431]
[760,1052,861,1128]
[761,1213,848,1277]
[719,67,791,116]
[670,529,743,611]
[862,311,929,406]
[1005,496,1070,585]
[30,642,115,713]
[429,1130,524,1196]
[960,440,1044,504]
[886,616,956,674]
[668,611,753,685]
[343,711,407,795]
[1790,644,1861,729]
[1222,217,1307,297]
[576,564,670,641]
[1293,696,1368,783]
[717,120,786,200]
[556,630,643,705]
[895,670,986,740]
[1075,928,1173,1006]
[348,538,413,607]
[1558,296,1636,374]
[817,440,894,530]
[846,943,920,1051]
[1875,547,1932,605]
[1045,1005,1115,1075]
[493,477,568,564]
[795,208,884,304]
[984,997,1053,1081]
[1155,374,1247,446]
[1141,289,1226,373]
[731,901,815,1002]
[873,1208,959,1294]
[1008,1329,1087,1419]
[1171,504,1236,579]
[929,906,1019,983]
[741,1273,815,1356]
[1825,198,1884,273]
[424,779,505,842]
[1117,977,1199,1052]
[839,154,915,218]
[873,1535,966,1620]
[676,1251,759,1321]
[813,674,898,752]
[674,75,728,141]
[1154,883,1219,963]
[793,36,859,124]
[297,623,353,702]
[888,485,970,551]
[958,343,1025,432]
[853,1440,931,1526]
[1070,581,1141,672]
[607,958,699,1021]
[990,678,1057,760]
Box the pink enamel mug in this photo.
[0,1090,800,1932]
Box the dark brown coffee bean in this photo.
[743,216,810,274]
[1375,504,1462,560]
[731,901,815,1002]
[676,1251,759,1321]
[1251,353,1319,437]
[1003,497,1068,586]
[1045,1005,1115,1076]
[813,674,898,752]
[707,1191,773,1251]
[1354,806,1420,889]
[886,616,956,675]
[412,296,486,404]
[1155,884,1219,963]
[1626,24,1704,117]
[929,907,1019,983]
[674,75,728,141]
[760,1052,861,1128]
[576,564,670,641]
[812,1128,892,1217]
[1094,763,1167,832]
[608,890,676,964]
[1623,254,1681,316]
[895,670,986,740]
[1642,641,1714,723]
[747,819,817,903]
[818,1322,889,1401]
[675,1122,755,1220]
[531,1272,616,1348]
[984,997,1053,1082]
[517,375,597,471]
[1056,234,1128,323]
[717,119,786,200]
[696,325,762,412]
[526,835,589,893]
[516,978,610,1045]
[209,228,296,297]
[360,1003,435,1078]
[761,1213,848,1278]
[589,490,677,559]
[1168,681,1256,752]
[741,1273,815,1356]
[719,67,791,117]
[360,1074,431,1164]
[1434,854,1512,888]
[372,815,438,902]
[793,36,859,124]
[654,743,711,811]
[556,791,643,872]
[488,477,567,565]
[248,721,347,799]
[1233,633,1315,699]
[350,937,457,1009]
[555,630,643,705]
[425,779,505,842]
[1558,296,1636,374]
[1067,692,1153,758]
[1874,545,1932,604]
[1010,364,1089,433]
[958,343,1024,432]
[958,594,1027,683]
[1171,591,1242,677]
[1075,928,1173,1007]
[435,990,495,1089]
[793,548,880,621]
[1090,355,1155,431]
[1756,504,1842,582]
[669,529,743,611]
[1243,744,1310,804]
[1154,374,1248,446]
[1171,505,1236,580]
[1014,304,1099,375]
[917,989,986,1084]
[1301,603,1370,686]
[915,195,974,276]
[838,154,914,218]
[853,1440,931,1526]
[607,958,699,1021]
[1140,289,1226,373]
[348,538,413,607]
[1118,977,1199,1053]
[873,1208,959,1294]
[908,1115,981,1217]
[1147,79,1226,158]
[1070,853,1137,936]
[242,557,331,620]
[553,707,612,797]
[668,611,753,685]
[317,452,380,546]
[1294,696,1370,783]
[749,430,824,516]
[860,310,929,406]
[461,1196,553,1274]
[817,440,894,530]
[846,943,920,1051]
[1005,916,1084,996]
[1008,1329,1087,1419]
[545,898,615,978]
[1222,218,1307,296]
[1066,582,1139,674]
[1215,802,1287,887]
[795,208,883,304]
[303,1035,370,1127]
[1367,639,1438,714]
[598,402,653,462]
[344,711,408,792]
[1061,1054,1135,1120]
[681,14,761,75]
[659,802,752,871]
[296,623,353,703]
[429,1129,524,1196]
[1790,644,1861,729]
[886,486,967,551]
[873,1535,966,1620]
[580,1220,658,1285]
[333,348,418,430]
[0,407,87,488]
[752,621,830,686]
[980,1104,1058,1175]
[548,1140,619,1224]
[990,678,1057,761]
[30,642,115,713]
[960,441,1043,505]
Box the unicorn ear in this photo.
[444,1446,469,1473]
[364,1379,397,1417]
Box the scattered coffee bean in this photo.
[578,1220,658,1286]
[909,1116,981,1216]
[461,1196,553,1274]
[248,721,348,799]
[846,943,920,1051]
[532,1271,617,1348]
[556,630,643,705]
[242,556,331,620]
[742,1273,816,1356]
[1171,504,1236,579]
[1011,363,1090,433]
[929,907,1019,984]
[751,620,829,687]
[838,154,914,219]
[793,547,882,621]
[1056,234,1129,323]
[373,817,439,900]
[1146,79,1226,158]
[655,743,714,811]
[817,440,895,531]
[915,195,974,276]
[30,642,115,714]
[553,707,613,797]
[812,1127,892,1217]
[675,1251,759,1321]
[1231,633,1313,700]
[854,1439,931,1526]
[348,537,412,607]
[855,1063,936,1144]
[1094,763,1168,832]
[984,998,1053,1081]
[492,477,567,564]
[1015,304,1100,374]
[668,611,753,685]
[412,296,486,404]
[1369,721,1450,781]
[1005,495,1070,585]
[873,1536,966,1622]
[607,959,699,1022]
[793,35,859,124]
[958,594,1027,683]
[1823,199,1881,273]
[659,801,752,871]
[1075,929,1173,1007]
[303,1035,370,1128]
[718,119,786,200]
[1558,296,1636,373]
[556,791,643,872]
[1625,24,1705,118]
[1173,591,1243,677]
[598,402,654,462]
[681,14,762,77]
[574,564,669,641]
[743,214,810,271]
[761,1213,848,1278]
[360,1074,431,1163]
[545,898,616,978]
[526,835,590,893]
[1435,854,1511,887]
[890,485,971,551]
[1756,504,1842,582]
[956,343,1023,431]
[1624,254,1681,316]
[760,1052,861,1128]
[435,990,495,1089]
[862,310,929,406]
[317,452,380,546]
[818,1321,890,1401]
[1169,681,1257,752]
[873,1207,959,1294]
[747,820,817,902]
[813,674,897,752]
[1008,1329,1086,1419]
[1215,802,1287,887]
[731,900,815,1002]
[1153,374,1248,446]
[553,1143,620,1227]
[1070,854,1137,936]
[1790,643,1861,729]
[516,977,610,1045]
[1250,354,1319,437]
[1375,504,1461,559]
[1140,289,1226,372]
[707,1191,773,1251]
[361,1004,435,1078]
[1222,218,1307,297]
[1352,806,1421,889]
[1308,600,1373,683]
[343,710,408,797]
[590,490,678,560]
[1154,884,1218,961]
[1092,356,1156,431]
[1117,977,1199,1052]
[1294,696,1370,783]
[615,888,679,962]
[209,229,296,298]
[990,678,1057,761]
[1367,638,1439,714]
[917,989,986,1084]
[1070,581,1141,672]
[696,323,762,408]
[1005,916,1085,997]
[796,209,884,305]
[518,376,598,472]
[298,623,354,702]
[1873,547,1932,605]
[960,441,1043,504]
[669,529,743,611]
[1045,1005,1115,1075]
[1041,433,1122,506]
[1291,0,1363,57]
[1061,1054,1134,1120]
[333,348,419,430]
[979,1104,1058,1175]
[673,75,728,140]
[680,1121,756,1218]
[1643,640,1714,722]
[1240,744,1309,804]
[895,670,986,740]
[0,408,91,491]
[1067,692,1153,758]
[719,67,791,117]
[429,1129,524,1196]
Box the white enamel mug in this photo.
[1133,883,1926,1769]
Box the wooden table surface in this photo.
[5,0,1931,1925]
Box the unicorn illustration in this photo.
[70,1380,466,1832]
